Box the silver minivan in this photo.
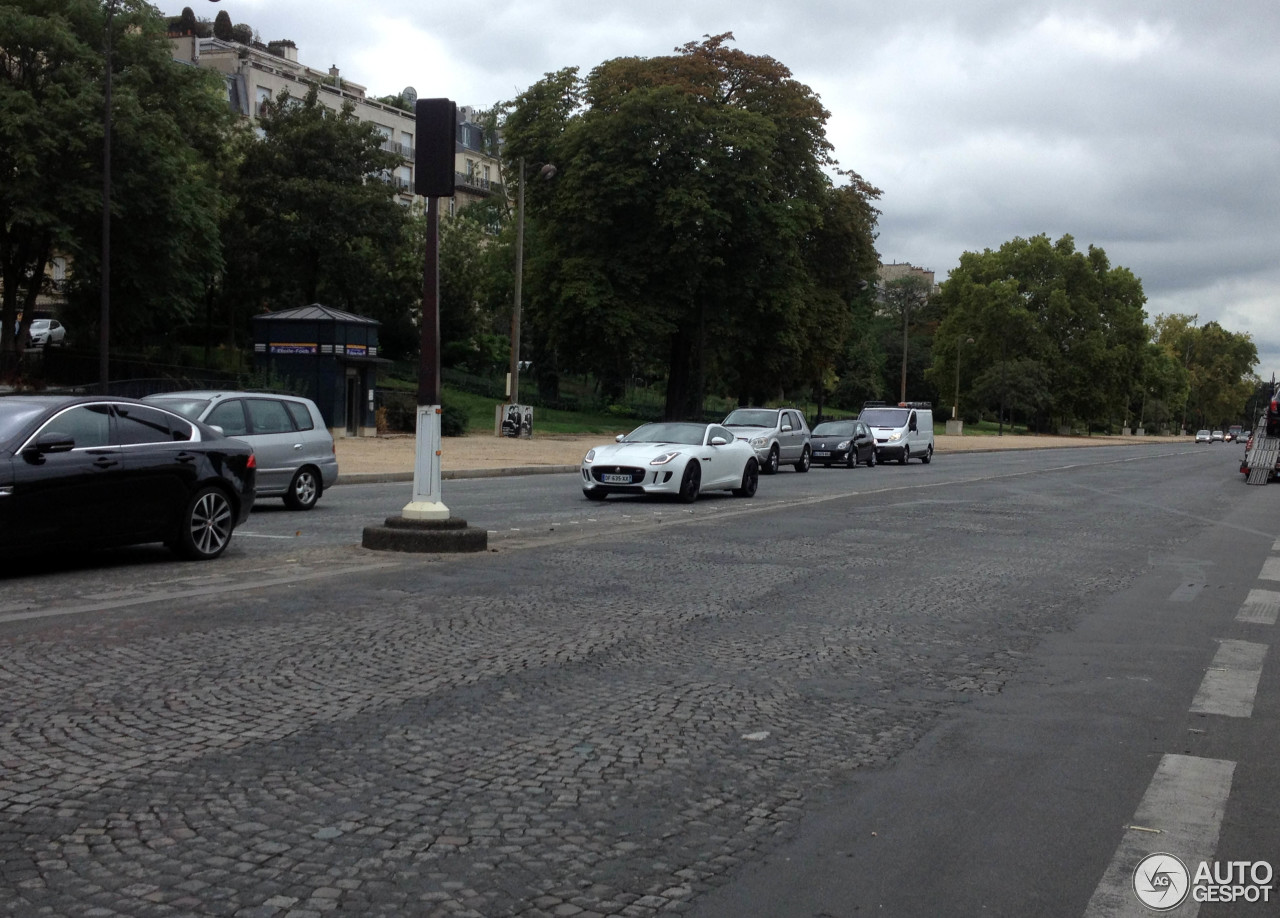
[144,391,338,510]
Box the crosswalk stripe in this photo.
[1084,754,1235,917]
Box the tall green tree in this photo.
[220,86,408,343]
[1151,314,1257,429]
[930,234,1147,430]
[504,35,879,418]
[1,0,233,361]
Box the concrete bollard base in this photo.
[362,516,489,553]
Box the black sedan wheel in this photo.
[678,461,702,503]
[175,486,236,560]
[283,466,321,510]
[733,459,759,497]
[866,448,876,468]
[847,447,858,469]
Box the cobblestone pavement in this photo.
[0,467,1185,917]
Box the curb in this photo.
[334,440,1193,487]
[337,464,579,486]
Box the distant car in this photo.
[144,391,337,510]
[0,395,255,560]
[27,318,66,347]
[1195,429,1212,444]
[721,407,811,474]
[1227,425,1244,442]
[810,419,877,468]
[580,421,759,502]
[1212,430,1225,442]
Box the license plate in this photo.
[813,451,830,457]
[601,473,632,484]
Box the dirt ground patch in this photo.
[334,430,1188,476]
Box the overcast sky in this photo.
[165,1,1280,380]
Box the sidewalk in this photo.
[334,430,1190,484]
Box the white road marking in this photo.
[1084,754,1235,917]
[1189,641,1268,718]
[1259,556,1280,583]
[1236,588,1280,625]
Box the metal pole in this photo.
[508,157,525,406]
[418,197,441,406]
[953,336,962,420]
[99,0,116,393]
[899,299,909,403]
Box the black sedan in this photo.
[810,419,877,468]
[0,396,256,561]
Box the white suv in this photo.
[722,407,812,474]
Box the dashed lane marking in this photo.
[1189,640,1268,718]
[1084,754,1235,917]
[1236,588,1280,625]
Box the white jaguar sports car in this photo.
[580,422,760,502]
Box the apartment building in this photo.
[168,34,503,211]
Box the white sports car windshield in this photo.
[622,423,705,445]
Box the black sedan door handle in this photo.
[175,452,197,464]
[93,456,119,469]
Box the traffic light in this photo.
[415,98,456,198]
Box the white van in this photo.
[857,401,935,464]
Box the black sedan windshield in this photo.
[812,421,857,437]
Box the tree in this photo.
[504,35,880,418]
[1,0,233,362]
[213,9,232,41]
[930,234,1148,430]
[219,86,408,344]
[1152,314,1257,429]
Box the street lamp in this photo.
[507,157,555,409]
[952,335,974,424]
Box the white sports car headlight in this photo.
[584,448,597,463]
[650,451,681,466]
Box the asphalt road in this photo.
[1,442,1276,917]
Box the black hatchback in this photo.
[810,419,877,468]
[0,396,256,561]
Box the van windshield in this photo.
[860,407,910,427]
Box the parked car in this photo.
[1212,430,1225,442]
[144,391,337,510]
[858,401,935,464]
[1195,429,1212,443]
[810,419,877,468]
[721,407,811,474]
[26,318,66,347]
[580,422,759,502]
[0,395,255,560]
